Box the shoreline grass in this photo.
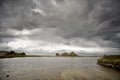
[97,55,120,70]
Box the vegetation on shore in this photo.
[97,55,120,70]
[56,52,78,57]
[0,51,26,58]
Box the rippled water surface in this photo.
[0,57,120,80]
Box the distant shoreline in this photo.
[0,55,102,59]
[0,51,26,58]
[0,51,103,58]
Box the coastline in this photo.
[97,55,120,70]
[0,55,102,58]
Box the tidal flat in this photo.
[0,57,120,80]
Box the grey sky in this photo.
[0,0,120,55]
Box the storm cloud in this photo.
[0,0,120,55]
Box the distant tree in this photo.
[21,52,26,55]
[55,52,78,57]
[9,51,16,54]
[62,52,67,56]
[70,52,77,56]
[56,53,60,56]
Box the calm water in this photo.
[0,57,120,80]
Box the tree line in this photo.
[0,50,26,58]
[56,52,78,57]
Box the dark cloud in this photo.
[0,0,120,54]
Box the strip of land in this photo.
[0,51,101,58]
[0,51,26,58]
[97,55,120,70]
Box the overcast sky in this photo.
[0,0,120,55]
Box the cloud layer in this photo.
[0,0,120,55]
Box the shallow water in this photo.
[0,57,120,80]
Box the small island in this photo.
[56,52,78,57]
[97,55,120,70]
[0,51,26,58]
